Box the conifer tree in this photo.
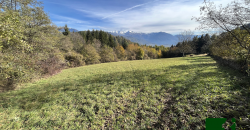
[86,30,93,43]
[122,39,128,49]
[91,29,96,38]
[99,31,108,46]
[63,24,70,36]
[108,34,116,48]
[95,30,99,39]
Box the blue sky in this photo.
[41,0,230,35]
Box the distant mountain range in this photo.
[58,28,201,47]
[108,31,178,47]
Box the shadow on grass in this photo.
[0,56,249,129]
[184,56,216,64]
[152,57,250,129]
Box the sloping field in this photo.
[0,56,249,129]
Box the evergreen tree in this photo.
[98,30,103,42]
[196,35,206,53]
[91,29,96,38]
[86,30,93,43]
[108,34,116,48]
[201,34,211,53]
[122,39,128,49]
[95,30,99,39]
[99,31,108,46]
[176,42,181,47]
[63,24,70,36]
[116,36,122,45]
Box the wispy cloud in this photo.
[102,0,159,19]
[48,0,232,34]
[51,14,89,24]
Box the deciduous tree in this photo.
[192,0,250,75]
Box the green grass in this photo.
[0,56,250,129]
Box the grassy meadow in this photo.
[0,56,250,129]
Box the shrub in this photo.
[99,45,115,63]
[0,64,22,92]
[64,51,85,67]
[115,45,126,60]
[0,52,25,92]
[136,47,144,60]
[147,48,157,59]
[126,50,137,60]
[36,49,66,75]
[143,54,150,60]
[56,36,73,53]
[81,44,101,65]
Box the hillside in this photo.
[0,56,249,129]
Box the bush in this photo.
[81,44,101,65]
[0,64,22,92]
[0,52,25,92]
[112,50,119,62]
[136,47,144,60]
[99,45,115,63]
[126,50,137,60]
[143,54,150,60]
[56,36,73,53]
[36,50,66,75]
[115,45,126,60]
[64,51,85,67]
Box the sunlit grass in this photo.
[0,56,249,129]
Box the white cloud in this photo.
[74,0,233,34]
[102,0,158,19]
[51,14,90,24]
